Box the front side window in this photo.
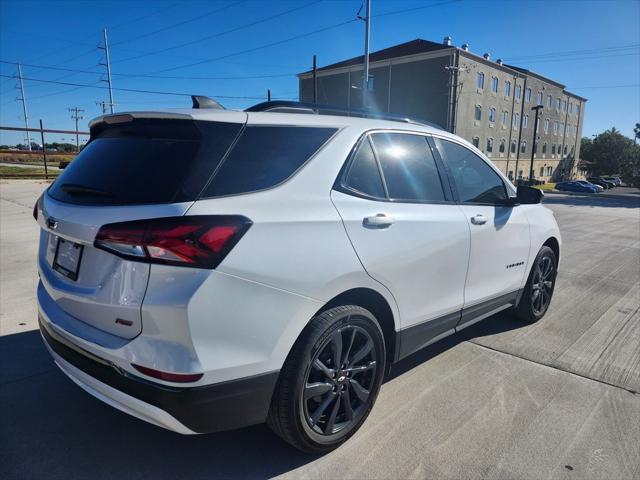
[438,139,507,204]
[475,105,482,121]
[504,81,511,97]
[489,107,496,123]
[204,126,336,197]
[343,138,385,198]
[477,72,485,89]
[370,133,445,202]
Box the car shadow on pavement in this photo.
[1,311,527,480]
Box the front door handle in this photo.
[470,214,487,225]
[363,213,395,228]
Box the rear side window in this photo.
[370,133,445,202]
[48,119,242,205]
[343,139,385,198]
[203,126,337,197]
[437,139,507,204]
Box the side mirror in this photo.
[516,185,543,204]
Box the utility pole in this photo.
[68,107,84,152]
[39,120,48,180]
[96,100,107,114]
[359,0,371,108]
[17,63,32,151]
[99,28,115,113]
[312,55,318,104]
[267,89,271,102]
[529,105,543,185]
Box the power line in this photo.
[0,73,279,99]
[0,60,296,80]
[503,43,640,61]
[112,1,322,65]
[518,52,640,65]
[111,1,244,46]
[372,0,461,18]
[567,83,640,90]
[152,18,358,74]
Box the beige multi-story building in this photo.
[298,38,587,183]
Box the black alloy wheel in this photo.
[302,325,377,436]
[268,305,385,453]
[531,255,555,316]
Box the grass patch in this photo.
[0,165,60,178]
[533,183,556,191]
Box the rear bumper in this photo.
[39,317,279,434]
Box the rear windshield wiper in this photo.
[60,183,114,197]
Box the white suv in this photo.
[35,99,560,453]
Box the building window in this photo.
[546,166,553,176]
[525,88,531,102]
[518,170,524,180]
[576,104,580,116]
[520,141,527,153]
[486,138,494,153]
[536,91,543,105]
[477,72,485,89]
[489,107,496,123]
[556,98,561,112]
[499,139,506,153]
[553,121,558,135]
[564,145,568,155]
[491,76,498,93]
[513,113,520,129]
[508,170,514,181]
[544,118,549,133]
[547,95,552,108]
[569,102,573,114]
[523,114,529,129]
[560,122,564,134]
[474,105,482,121]
[539,166,544,177]
[504,81,511,97]
[472,137,480,148]
[562,100,567,112]
[552,144,556,155]
[501,110,508,125]
[515,84,521,99]
[542,142,547,154]
[511,140,517,153]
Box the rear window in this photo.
[48,119,242,205]
[202,126,337,198]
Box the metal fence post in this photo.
[39,119,48,180]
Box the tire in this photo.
[268,305,386,453]
[515,246,557,323]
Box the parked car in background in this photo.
[575,180,604,192]
[587,177,615,189]
[602,176,622,186]
[35,99,561,453]
[556,181,599,193]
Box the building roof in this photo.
[300,39,450,74]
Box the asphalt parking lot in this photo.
[1,180,639,480]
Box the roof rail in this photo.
[245,101,444,130]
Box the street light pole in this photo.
[529,105,543,185]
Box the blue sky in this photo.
[0,0,638,146]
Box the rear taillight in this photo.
[132,364,203,383]
[94,215,251,268]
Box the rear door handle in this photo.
[470,214,487,225]
[363,213,395,228]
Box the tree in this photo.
[580,128,640,187]
[634,122,640,145]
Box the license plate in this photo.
[53,237,84,281]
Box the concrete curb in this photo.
[544,189,640,200]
